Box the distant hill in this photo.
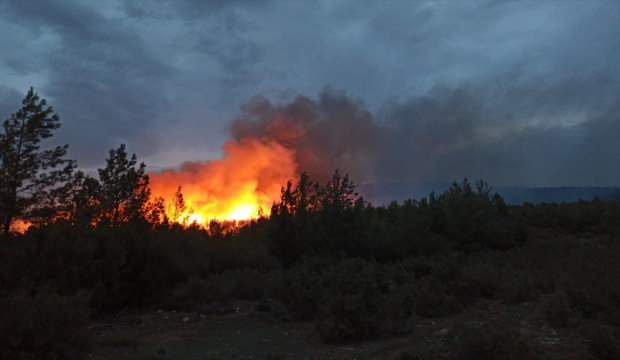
[495,186,620,205]
[359,182,620,205]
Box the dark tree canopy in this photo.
[97,144,150,226]
[0,88,75,235]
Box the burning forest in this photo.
[3,2,620,359]
[149,138,297,225]
[3,84,620,360]
[147,91,381,227]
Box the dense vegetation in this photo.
[2,90,620,359]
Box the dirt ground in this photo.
[89,298,591,360]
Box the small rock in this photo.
[438,328,450,335]
[183,316,190,322]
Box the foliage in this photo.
[97,144,151,226]
[561,243,620,325]
[3,90,620,353]
[414,276,462,318]
[0,88,75,235]
[584,325,620,360]
[315,260,386,342]
[0,294,91,360]
[168,269,269,311]
[539,290,575,328]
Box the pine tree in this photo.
[64,170,101,225]
[97,144,150,225]
[172,186,186,222]
[0,88,75,235]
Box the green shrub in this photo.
[316,259,385,342]
[461,260,501,300]
[271,258,334,321]
[0,294,91,360]
[380,282,417,335]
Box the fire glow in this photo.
[149,138,297,226]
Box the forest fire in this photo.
[149,138,297,226]
[9,219,31,234]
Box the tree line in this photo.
[3,88,620,360]
[0,88,166,236]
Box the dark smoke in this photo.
[231,89,385,182]
[230,81,620,188]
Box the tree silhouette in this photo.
[63,170,101,225]
[0,88,75,235]
[172,186,186,222]
[97,144,150,225]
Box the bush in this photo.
[89,281,129,313]
[269,257,336,320]
[499,269,541,304]
[166,269,269,311]
[166,276,211,311]
[461,260,501,300]
[414,277,462,318]
[0,294,91,360]
[380,282,417,335]
[539,291,575,328]
[457,323,539,360]
[315,259,385,342]
[584,325,620,360]
[562,245,620,326]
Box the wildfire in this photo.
[149,138,297,226]
[10,219,31,234]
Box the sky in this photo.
[0,0,619,186]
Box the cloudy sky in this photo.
[1,0,619,186]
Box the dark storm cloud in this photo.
[230,77,620,188]
[122,0,270,20]
[377,79,620,187]
[0,85,22,118]
[0,0,619,186]
[0,0,173,164]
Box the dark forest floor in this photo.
[90,298,590,360]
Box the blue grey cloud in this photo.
[0,0,618,185]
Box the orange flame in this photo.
[149,138,297,227]
[10,219,31,234]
